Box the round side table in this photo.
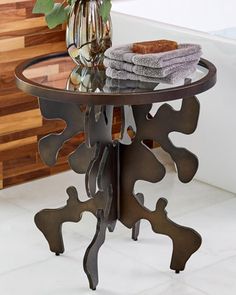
[15,52,216,290]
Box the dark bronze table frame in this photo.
[15,52,217,290]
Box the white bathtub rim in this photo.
[111,11,236,46]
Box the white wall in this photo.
[112,0,236,32]
[112,12,236,193]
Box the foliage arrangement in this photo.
[33,0,112,29]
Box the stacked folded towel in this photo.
[104,43,202,84]
[103,78,157,93]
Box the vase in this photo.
[66,0,112,67]
[67,66,106,92]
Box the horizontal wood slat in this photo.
[25,30,65,47]
[0,119,65,144]
[0,100,39,116]
[0,41,66,63]
[0,109,42,136]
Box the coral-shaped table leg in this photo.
[119,96,202,272]
[35,102,118,290]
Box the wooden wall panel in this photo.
[0,1,68,189]
[0,0,123,189]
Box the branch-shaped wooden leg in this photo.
[34,186,103,255]
[132,193,144,241]
[149,198,201,272]
[83,186,113,290]
[83,210,106,290]
[119,111,202,272]
[120,195,202,273]
[35,145,116,291]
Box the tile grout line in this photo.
[103,241,174,277]
[182,253,236,278]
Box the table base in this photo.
[35,97,202,290]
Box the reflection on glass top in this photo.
[23,56,208,94]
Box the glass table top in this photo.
[22,55,209,95]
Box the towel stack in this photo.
[104,43,202,84]
[103,78,157,93]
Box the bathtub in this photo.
[111,10,236,193]
[112,0,236,33]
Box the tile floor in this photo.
[0,150,235,295]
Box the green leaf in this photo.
[65,5,71,17]
[100,0,112,22]
[67,0,76,6]
[45,3,68,29]
[33,0,54,14]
